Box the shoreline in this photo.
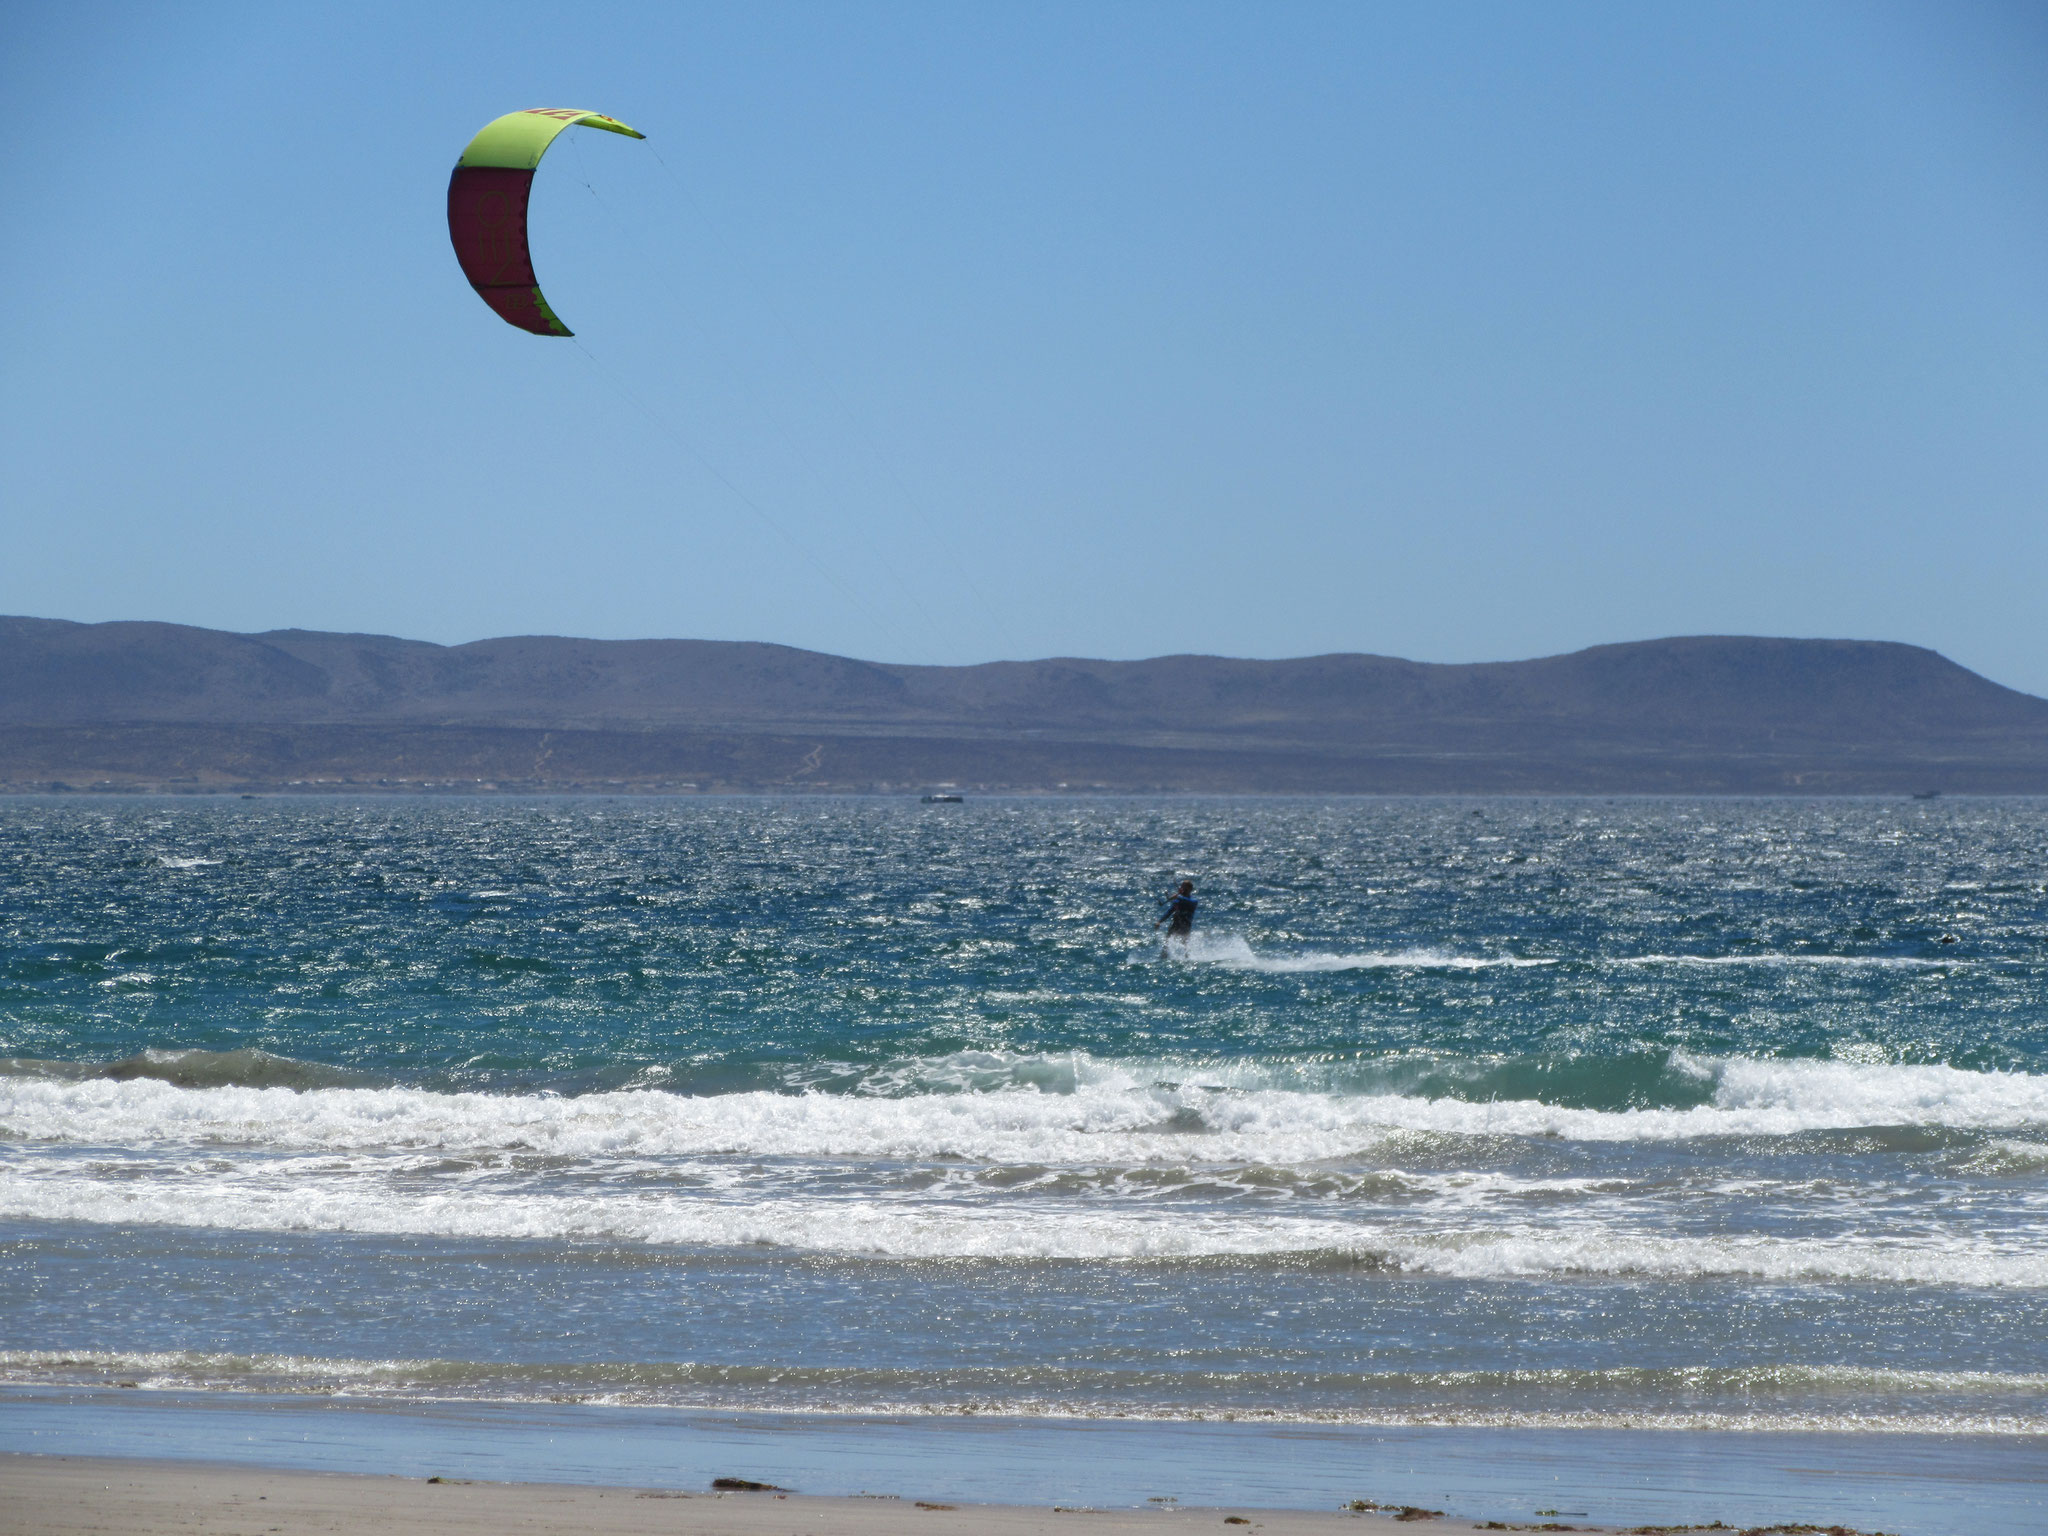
[3,1388,2040,1536]
[0,1455,1441,1535]
[0,787,2031,800]
[3,1371,2045,1437]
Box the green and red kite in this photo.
[446,108,646,337]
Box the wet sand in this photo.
[0,1455,1488,1536]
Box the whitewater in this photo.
[3,795,2047,1433]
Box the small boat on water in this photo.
[921,793,964,804]
[1910,790,1942,800]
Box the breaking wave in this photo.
[0,1048,374,1091]
[2,1350,2042,1431]
[0,1172,2040,1281]
[4,1051,2044,1158]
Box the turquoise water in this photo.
[2,796,2046,1443]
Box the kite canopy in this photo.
[446,108,646,337]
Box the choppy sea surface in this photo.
[3,796,2046,1439]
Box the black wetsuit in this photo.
[1160,893,1198,938]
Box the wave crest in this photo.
[4,1051,2044,1157]
[3,1350,2041,1430]
[1,1048,373,1091]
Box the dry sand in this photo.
[0,1455,1526,1536]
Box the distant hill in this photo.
[3,616,2046,793]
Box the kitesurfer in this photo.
[1156,880,1198,956]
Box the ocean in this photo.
[3,796,2045,1523]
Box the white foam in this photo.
[1151,937,1960,974]
[1708,1055,2048,1132]
[1179,934,1555,972]
[3,1350,2042,1431]
[4,1054,2043,1164]
[1615,953,1957,969]
[0,1167,2039,1282]
[1395,1227,2048,1286]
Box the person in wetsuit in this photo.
[1156,880,1198,955]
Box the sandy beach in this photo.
[0,1455,1494,1536]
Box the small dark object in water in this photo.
[922,793,964,803]
[712,1477,788,1491]
[1350,1503,1444,1521]
[1911,790,1941,800]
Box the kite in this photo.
[446,108,646,337]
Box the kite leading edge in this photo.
[446,108,646,337]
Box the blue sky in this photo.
[4,2,2046,688]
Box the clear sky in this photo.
[4,2,2046,689]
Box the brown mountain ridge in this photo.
[3,617,2045,794]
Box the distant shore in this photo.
[0,782,2009,799]
[0,722,2030,795]
[6,621,2047,793]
